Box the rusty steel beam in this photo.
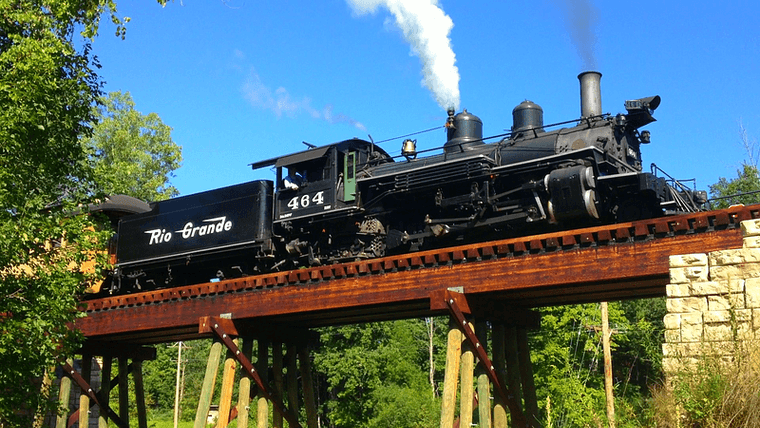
[199,317,301,428]
[60,361,126,428]
[442,290,531,428]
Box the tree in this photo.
[313,320,443,428]
[709,164,760,209]
[0,1,130,425]
[528,302,663,427]
[710,122,760,208]
[84,91,182,202]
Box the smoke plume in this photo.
[346,0,460,111]
[558,0,599,70]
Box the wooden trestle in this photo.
[53,204,759,428]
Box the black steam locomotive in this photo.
[105,72,706,293]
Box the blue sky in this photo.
[91,0,760,198]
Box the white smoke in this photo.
[346,0,460,111]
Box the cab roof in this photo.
[249,138,392,171]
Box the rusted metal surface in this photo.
[200,317,301,428]
[60,361,126,428]
[75,205,760,343]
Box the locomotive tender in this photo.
[107,72,706,293]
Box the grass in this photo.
[651,340,760,428]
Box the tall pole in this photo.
[174,341,183,428]
[601,302,615,428]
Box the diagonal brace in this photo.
[67,362,135,428]
[200,317,302,428]
[443,290,532,428]
[60,361,127,428]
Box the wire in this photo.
[372,126,444,145]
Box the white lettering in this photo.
[146,228,172,245]
[285,191,328,211]
[169,216,234,242]
[179,222,193,239]
[287,197,299,210]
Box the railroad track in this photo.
[82,204,760,315]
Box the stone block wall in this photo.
[663,219,760,373]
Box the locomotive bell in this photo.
[444,109,483,154]
[401,139,417,160]
[511,100,544,135]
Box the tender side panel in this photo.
[117,180,273,266]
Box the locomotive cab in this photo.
[250,139,394,266]
[250,139,393,224]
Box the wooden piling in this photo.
[119,356,130,427]
[505,327,524,428]
[33,368,52,428]
[238,338,254,428]
[475,321,491,428]
[258,339,270,428]
[459,320,475,428]
[194,340,223,428]
[440,316,463,428]
[286,344,299,424]
[299,345,318,428]
[218,338,239,428]
[492,324,507,428]
[516,328,539,427]
[133,360,148,428]
[56,358,73,428]
[272,342,285,428]
[99,355,112,428]
[80,353,92,428]
[601,301,616,428]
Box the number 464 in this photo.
[287,191,325,210]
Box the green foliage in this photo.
[140,340,217,423]
[313,319,444,428]
[709,164,760,209]
[0,206,109,426]
[710,123,760,209]
[0,0,130,425]
[655,342,760,428]
[615,298,667,394]
[675,368,726,423]
[530,302,663,427]
[84,91,182,202]
[367,384,439,428]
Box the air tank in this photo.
[444,109,483,153]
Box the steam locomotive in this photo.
[103,72,706,294]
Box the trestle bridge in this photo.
[56,204,759,428]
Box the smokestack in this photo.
[578,71,602,118]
